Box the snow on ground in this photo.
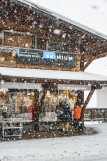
[0,123,107,161]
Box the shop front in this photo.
[0,67,107,139]
[0,83,78,124]
[0,0,107,140]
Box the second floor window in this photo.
[47,41,70,52]
[4,32,35,49]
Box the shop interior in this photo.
[0,88,78,122]
[0,87,78,138]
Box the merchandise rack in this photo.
[2,118,23,140]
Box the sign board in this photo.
[17,48,76,67]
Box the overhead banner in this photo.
[0,82,43,91]
[58,84,91,91]
[17,48,76,67]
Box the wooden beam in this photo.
[34,89,40,131]
[85,42,107,51]
[24,15,36,25]
[1,74,107,86]
[81,87,95,123]
[84,56,97,70]
[80,44,85,71]
[80,54,84,71]
[6,3,16,17]
[39,84,49,113]
[97,51,107,58]
[87,45,107,56]
[0,19,48,35]
[0,19,71,43]
[83,88,95,111]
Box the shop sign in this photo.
[0,82,43,91]
[17,48,76,67]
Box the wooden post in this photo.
[33,84,50,131]
[81,87,95,125]
[80,44,85,72]
[39,84,49,112]
[34,89,39,131]
[77,90,84,105]
[80,54,84,71]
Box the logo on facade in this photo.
[43,51,56,59]
[17,48,76,67]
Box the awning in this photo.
[0,67,107,81]
[0,67,107,91]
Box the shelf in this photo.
[3,127,22,129]
[3,135,22,137]
[2,119,23,139]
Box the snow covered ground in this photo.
[0,123,107,161]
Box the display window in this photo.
[0,89,35,122]
[0,88,78,123]
[40,89,77,122]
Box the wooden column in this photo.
[77,90,84,105]
[80,54,84,71]
[34,89,40,131]
[81,87,95,124]
[80,44,85,71]
[39,84,48,113]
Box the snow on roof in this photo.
[0,67,107,82]
[14,0,107,41]
[85,57,107,77]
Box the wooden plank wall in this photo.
[0,30,2,46]
[0,32,81,71]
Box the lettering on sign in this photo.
[17,48,76,67]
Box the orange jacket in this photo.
[73,105,82,119]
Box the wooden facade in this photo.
[0,0,107,136]
[0,0,107,71]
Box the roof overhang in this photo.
[0,0,107,58]
[11,0,107,42]
[0,67,107,89]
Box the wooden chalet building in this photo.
[0,0,107,139]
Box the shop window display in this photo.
[40,90,58,121]
[40,89,77,122]
[0,88,78,123]
[0,89,35,121]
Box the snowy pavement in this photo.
[0,123,107,161]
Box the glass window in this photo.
[4,32,35,49]
[0,89,34,121]
[40,90,58,122]
[48,41,70,52]
[40,89,77,122]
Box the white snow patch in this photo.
[0,123,107,161]
[0,67,107,81]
